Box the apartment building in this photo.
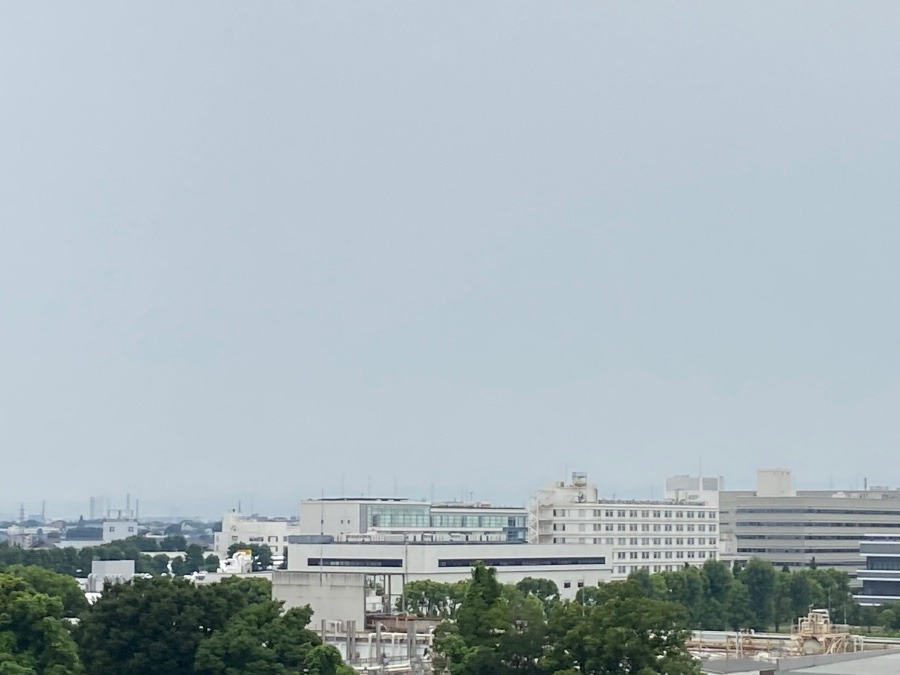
[530,473,720,579]
[720,469,900,574]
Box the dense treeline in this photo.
[406,558,863,634]
[0,537,219,577]
[433,562,699,675]
[0,567,354,675]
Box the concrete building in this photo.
[719,470,900,573]
[213,510,300,560]
[87,559,135,593]
[297,497,528,543]
[273,540,612,628]
[855,534,900,606]
[530,473,720,579]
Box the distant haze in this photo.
[2,3,899,520]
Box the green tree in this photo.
[773,570,792,632]
[741,558,776,629]
[725,580,754,630]
[75,577,207,675]
[303,644,355,675]
[194,601,325,674]
[0,572,84,674]
[3,565,88,617]
[546,582,699,674]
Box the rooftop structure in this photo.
[298,497,527,543]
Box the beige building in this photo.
[720,469,900,573]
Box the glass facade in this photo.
[354,502,528,542]
[364,504,430,529]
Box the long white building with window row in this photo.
[530,473,721,579]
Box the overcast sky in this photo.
[2,3,899,519]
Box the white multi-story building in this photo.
[297,498,528,543]
[530,473,721,579]
[213,510,300,559]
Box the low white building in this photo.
[213,510,300,559]
[530,473,721,579]
[273,540,613,628]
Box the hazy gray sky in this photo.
[2,3,899,518]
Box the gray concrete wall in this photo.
[272,570,367,628]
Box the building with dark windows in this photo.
[530,473,721,579]
[720,470,900,574]
[856,534,900,606]
[273,540,612,627]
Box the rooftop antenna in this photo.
[319,489,324,536]
[341,473,345,498]
[393,476,397,498]
[367,473,371,497]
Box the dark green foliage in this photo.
[400,579,469,617]
[0,537,188,578]
[436,565,699,675]
[0,572,84,674]
[74,576,321,675]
